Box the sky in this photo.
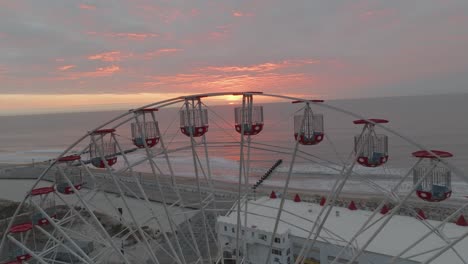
[0,0,467,115]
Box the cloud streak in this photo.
[1,0,467,113]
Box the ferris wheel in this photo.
[1,92,467,264]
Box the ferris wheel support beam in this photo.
[343,163,439,264]
[7,235,49,264]
[129,116,189,264]
[185,98,214,264]
[390,201,468,263]
[30,199,95,263]
[34,225,91,264]
[422,228,468,264]
[235,95,248,263]
[148,110,204,255]
[330,159,423,264]
[90,135,163,264]
[264,104,309,264]
[295,126,368,264]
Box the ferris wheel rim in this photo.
[1,91,467,264]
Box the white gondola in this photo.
[131,108,160,148]
[89,129,118,168]
[30,186,56,226]
[292,100,324,145]
[180,98,209,137]
[354,119,389,167]
[413,150,453,202]
[234,93,264,135]
[55,155,83,194]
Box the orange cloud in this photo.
[58,65,75,71]
[53,65,121,80]
[232,11,254,17]
[79,4,96,10]
[142,72,315,91]
[83,65,120,77]
[88,51,130,62]
[200,60,320,73]
[86,32,159,40]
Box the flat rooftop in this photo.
[218,196,468,263]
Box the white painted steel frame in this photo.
[2,92,467,264]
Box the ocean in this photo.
[1,93,467,196]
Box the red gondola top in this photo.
[10,223,33,233]
[30,186,54,196]
[412,150,453,159]
[91,128,116,135]
[58,155,81,162]
[353,119,389,125]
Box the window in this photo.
[232,227,235,233]
[286,248,290,255]
[272,249,282,256]
[274,237,281,243]
[224,226,227,232]
[241,229,245,235]
[258,234,267,241]
[252,232,255,237]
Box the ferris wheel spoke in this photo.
[126,116,191,264]
[421,228,468,264]
[391,201,468,263]
[30,199,95,263]
[181,97,217,263]
[57,156,134,264]
[331,162,420,260]
[6,235,48,264]
[296,126,368,264]
[34,225,92,264]
[341,163,439,264]
[264,104,308,264]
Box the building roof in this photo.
[217,196,468,263]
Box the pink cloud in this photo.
[232,11,254,17]
[200,60,320,73]
[140,59,321,91]
[360,8,396,21]
[86,32,159,40]
[79,4,96,10]
[142,72,315,92]
[88,51,131,62]
[58,65,75,71]
[136,5,184,24]
[53,65,121,80]
[144,48,183,58]
[209,25,231,40]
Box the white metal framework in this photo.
[131,108,160,148]
[0,92,467,264]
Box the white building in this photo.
[217,196,468,264]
